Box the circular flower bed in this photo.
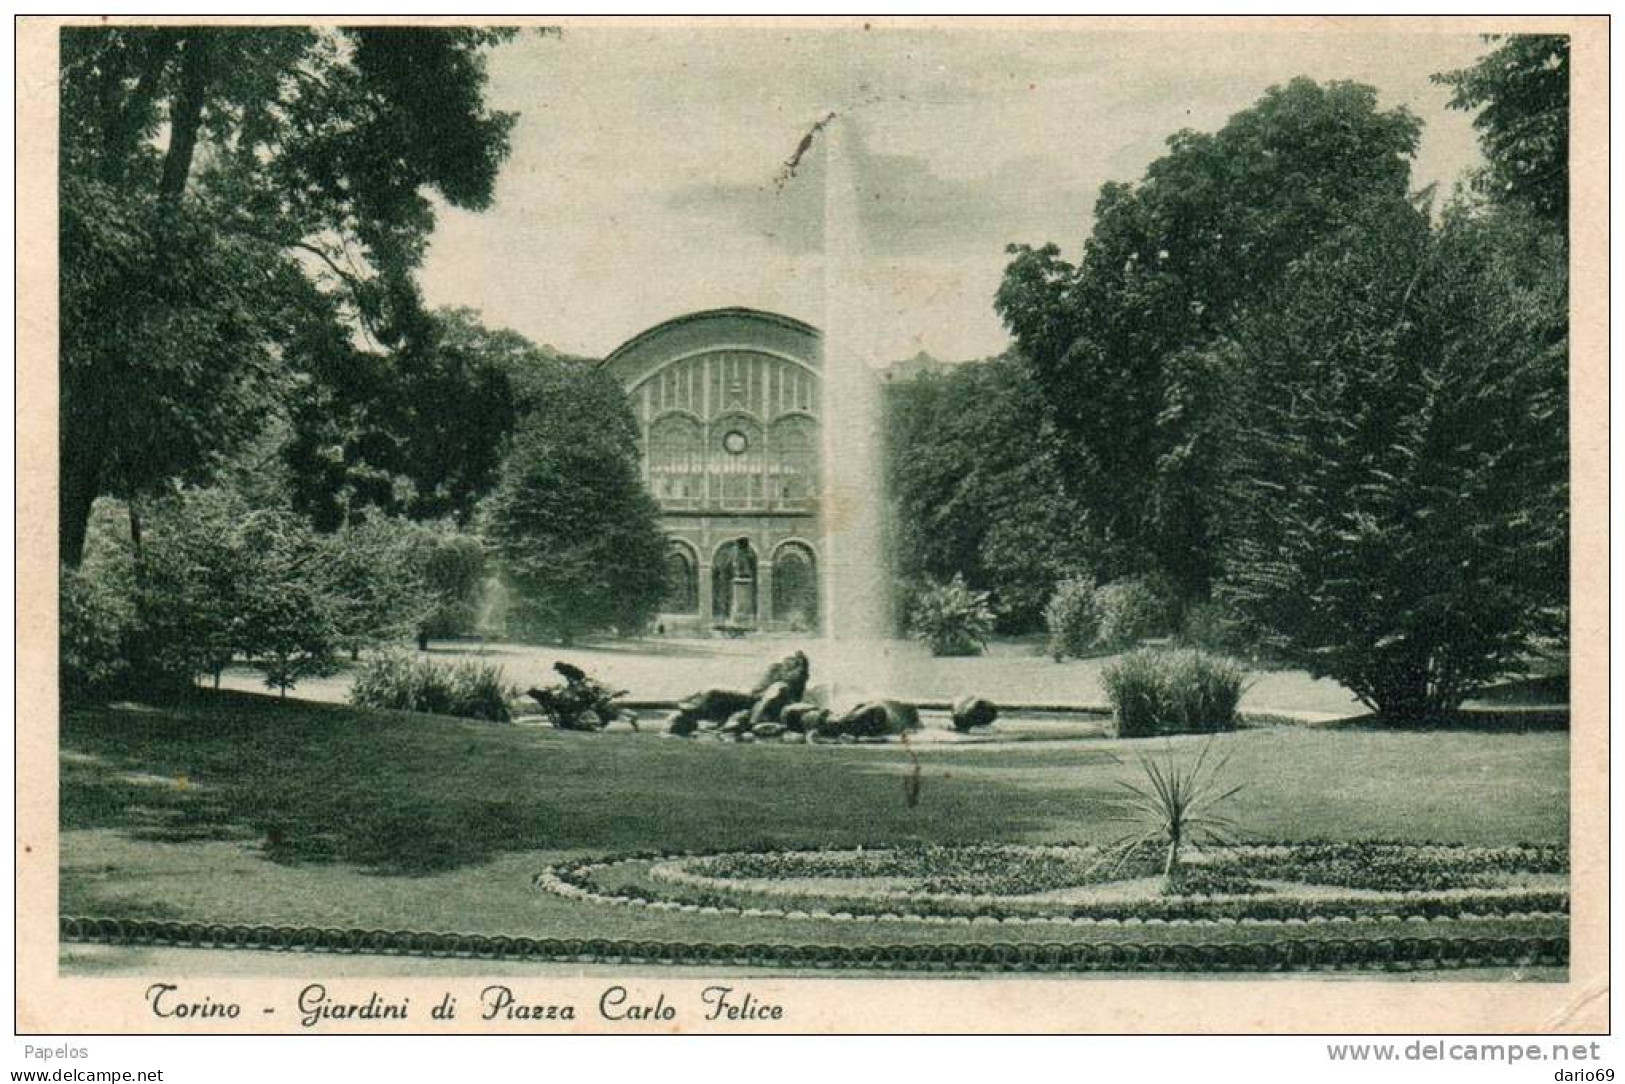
[537,842,1568,928]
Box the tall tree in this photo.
[480,364,667,644]
[58,26,516,565]
[996,79,1422,596]
[1217,196,1567,718]
[1434,34,1570,229]
[884,358,1114,631]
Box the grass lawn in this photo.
[60,692,1568,967]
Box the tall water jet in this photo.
[818,114,893,649]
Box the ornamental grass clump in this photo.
[350,651,517,722]
[1102,647,1247,736]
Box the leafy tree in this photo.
[884,357,1109,631]
[1435,35,1569,228]
[481,364,667,644]
[59,26,516,566]
[1217,196,1567,719]
[406,522,489,649]
[996,79,1422,596]
[233,509,340,696]
[283,307,523,532]
[134,487,257,687]
[319,516,440,658]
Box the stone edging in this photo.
[60,916,1567,973]
[537,850,1569,930]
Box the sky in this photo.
[417,25,1492,363]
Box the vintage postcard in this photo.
[15,15,1608,1036]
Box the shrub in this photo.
[350,651,515,721]
[1094,576,1175,651]
[1103,648,1247,737]
[1044,576,1099,660]
[446,660,517,722]
[1160,649,1248,734]
[908,575,995,657]
[1101,649,1167,737]
[59,566,135,702]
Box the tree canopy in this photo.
[59,26,516,565]
[1217,195,1567,716]
[996,78,1423,595]
[480,362,668,644]
[1435,34,1570,228]
[884,358,1112,631]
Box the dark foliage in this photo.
[996,79,1422,596]
[58,26,515,565]
[481,364,668,643]
[1435,34,1569,228]
[1217,198,1568,718]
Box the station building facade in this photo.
[600,308,823,633]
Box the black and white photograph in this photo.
[15,15,1606,1042]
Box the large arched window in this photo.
[662,543,699,614]
[771,415,818,503]
[648,414,703,502]
[771,542,819,631]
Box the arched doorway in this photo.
[772,542,819,631]
[661,542,699,615]
[711,538,758,627]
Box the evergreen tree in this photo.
[481,365,667,644]
[1217,197,1567,718]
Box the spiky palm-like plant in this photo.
[1106,739,1247,890]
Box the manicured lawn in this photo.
[60,690,1568,960]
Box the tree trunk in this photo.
[98,33,177,185]
[157,34,212,220]
[59,443,103,568]
[417,630,430,652]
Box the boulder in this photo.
[667,687,756,734]
[750,651,811,702]
[778,702,820,731]
[749,681,796,726]
[951,695,998,731]
[677,687,756,720]
[720,709,752,735]
[837,699,922,737]
[752,722,786,739]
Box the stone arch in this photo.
[661,540,699,616]
[771,540,819,632]
[711,537,759,626]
